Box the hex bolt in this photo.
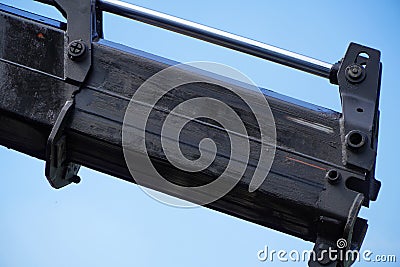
[326,169,341,184]
[345,64,366,83]
[348,65,361,78]
[67,40,86,61]
[345,130,367,150]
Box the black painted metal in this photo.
[45,100,81,188]
[0,3,382,267]
[337,43,382,206]
[45,0,102,83]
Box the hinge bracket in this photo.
[332,43,382,205]
[36,0,103,82]
[45,100,81,189]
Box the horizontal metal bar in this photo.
[98,0,333,79]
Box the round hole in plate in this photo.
[346,131,366,149]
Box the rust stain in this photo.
[286,156,327,171]
[37,32,45,39]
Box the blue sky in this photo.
[0,1,399,266]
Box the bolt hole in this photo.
[356,52,369,66]
[328,170,338,179]
[356,108,364,113]
[326,169,341,184]
[358,52,369,59]
[347,131,364,148]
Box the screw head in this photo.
[68,40,86,61]
[349,66,361,77]
[345,64,366,83]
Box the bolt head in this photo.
[68,40,86,61]
[349,66,361,77]
[345,64,366,83]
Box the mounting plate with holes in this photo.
[335,43,382,206]
[36,0,103,82]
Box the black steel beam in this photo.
[0,4,380,266]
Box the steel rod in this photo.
[98,0,333,78]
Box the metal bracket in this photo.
[331,43,382,205]
[36,0,102,82]
[36,0,103,188]
[308,43,382,267]
[309,195,367,267]
[313,175,367,267]
[45,100,81,189]
[336,43,381,171]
